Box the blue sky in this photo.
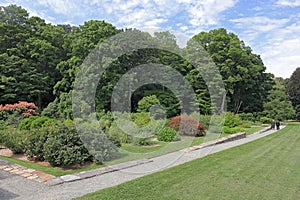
[1,0,300,78]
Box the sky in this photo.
[1,0,300,78]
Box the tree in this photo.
[188,28,274,113]
[286,67,300,120]
[263,77,295,120]
[0,5,64,108]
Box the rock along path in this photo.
[0,126,284,200]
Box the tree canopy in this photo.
[0,5,278,119]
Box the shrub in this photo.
[1,128,28,154]
[199,115,211,130]
[108,122,133,144]
[98,111,113,131]
[224,112,241,128]
[168,116,206,137]
[240,122,251,128]
[0,101,38,119]
[43,124,93,167]
[131,112,151,126]
[18,116,39,130]
[41,101,60,118]
[29,116,61,130]
[222,126,244,134]
[25,126,52,161]
[260,117,273,124]
[157,127,179,142]
[137,95,160,113]
[0,120,8,130]
[239,113,255,122]
[132,138,153,146]
[76,120,119,162]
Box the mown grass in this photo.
[78,123,300,200]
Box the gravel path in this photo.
[0,126,284,200]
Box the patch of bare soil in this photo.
[0,146,51,166]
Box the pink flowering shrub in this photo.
[0,101,38,121]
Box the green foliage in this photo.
[222,126,244,134]
[98,111,113,131]
[132,138,153,146]
[157,127,179,142]
[18,116,39,130]
[0,120,8,130]
[199,115,212,130]
[137,95,160,113]
[0,128,28,154]
[43,124,93,166]
[25,126,51,161]
[287,68,300,120]
[260,117,273,124]
[19,116,61,130]
[189,28,274,113]
[224,112,241,128]
[131,112,151,126]
[263,78,295,121]
[108,122,133,144]
[41,101,60,118]
[238,113,255,122]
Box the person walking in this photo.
[271,120,275,129]
[276,121,280,130]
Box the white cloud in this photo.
[276,0,300,7]
[230,13,300,78]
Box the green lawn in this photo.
[78,123,300,200]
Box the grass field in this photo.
[78,123,300,200]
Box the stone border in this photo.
[43,159,152,186]
[181,132,247,152]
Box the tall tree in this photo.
[286,67,300,120]
[188,28,274,113]
[263,77,295,120]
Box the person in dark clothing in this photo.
[271,120,275,129]
[276,121,280,130]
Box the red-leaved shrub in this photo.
[0,101,38,117]
[167,115,206,137]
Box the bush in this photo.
[0,120,8,130]
[1,128,28,154]
[224,112,241,128]
[157,127,179,142]
[25,126,52,161]
[260,116,273,124]
[137,95,160,113]
[239,113,255,122]
[132,138,153,146]
[18,116,39,130]
[41,101,60,118]
[168,116,206,137]
[131,112,151,126]
[30,117,61,130]
[108,122,133,144]
[98,111,113,131]
[222,126,244,134]
[240,122,251,128]
[43,124,93,167]
[199,115,211,130]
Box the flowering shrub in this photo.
[0,101,38,119]
[168,116,206,137]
